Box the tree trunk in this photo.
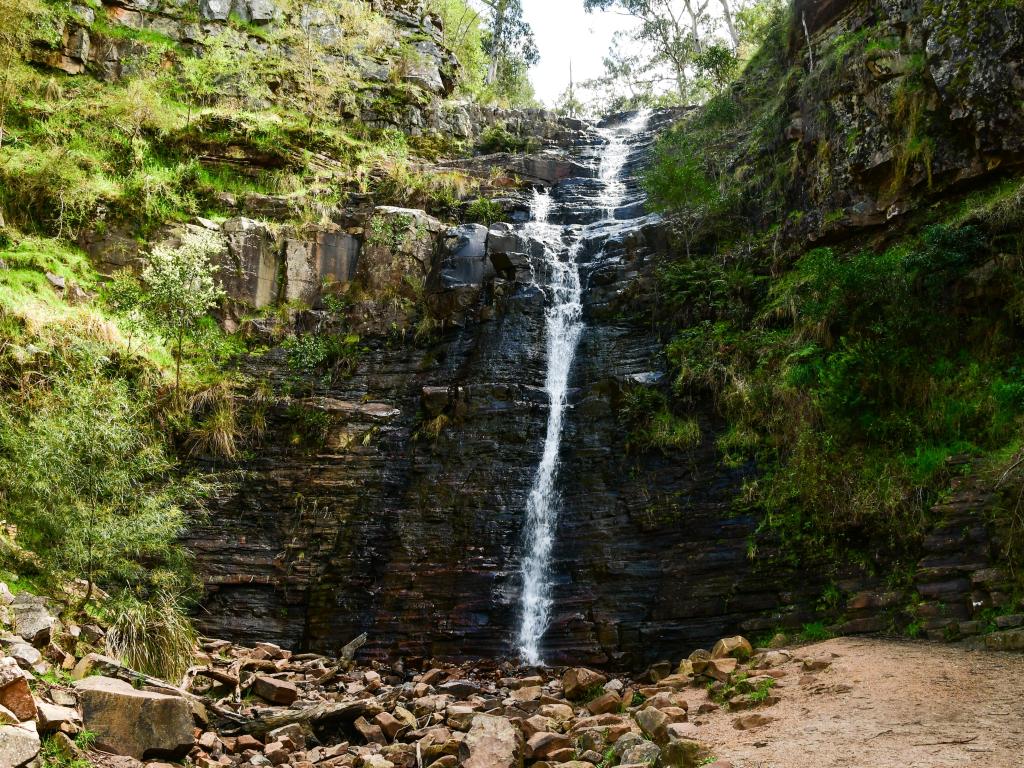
[486,0,508,85]
[719,0,740,50]
[77,509,95,612]
[682,0,705,54]
[0,55,14,152]
[175,325,184,392]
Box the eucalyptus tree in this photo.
[480,0,539,96]
[583,0,748,100]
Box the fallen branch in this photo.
[912,735,978,747]
[340,632,367,663]
[229,699,382,738]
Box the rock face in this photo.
[76,676,195,759]
[187,99,1016,665]
[186,0,1024,664]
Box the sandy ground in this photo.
[691,636,1024,768]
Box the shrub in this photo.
[105,590,198,680]
[0,378,197,605]
[465,197,504,226]
[477,124,537,154]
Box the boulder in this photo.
[634,707,670,743]
[438,679,485,698]
[375,711,404,740]
[0,721,40,768]
[985,629,1024,651]
[71,653,122,680]
[5,643,43,673]
[253,675,299,705]
[525,731,571,759]
[35,702,81,733]
[508,685,541,702]
[663,736,702,768]
[562,668,608,700]
[75,676,195,759]
[733,713,775,730]
[538,703,574,722]
[801,654,833,672]
[586,691,621,715]
[263,740,289,765]
[247,0,278,23]
[620,739,660,766]
[710,636,753,661]
[0,661,36,722]
[11,595,56,647]
[688,649,711,675]
[459,714,523,768]
[354,715,386,745]
[705,658,737,682]
[199,0,232,20]
[519,714,551,740]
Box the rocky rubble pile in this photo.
[0,585,842,768]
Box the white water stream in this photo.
[516,110,652,665]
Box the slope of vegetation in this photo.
[641,1,1024,587]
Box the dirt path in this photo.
[691,637,1024,768]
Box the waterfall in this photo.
[516,110,652,666]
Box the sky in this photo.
[519,0,640,107]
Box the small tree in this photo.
[643,131,723,257]
[178,30,246,128]
[0,380,189,610]
[103,269,148,355]
[143,229,224,391]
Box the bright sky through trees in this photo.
[520,0,640,106]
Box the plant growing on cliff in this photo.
[465,197,504,225]
[429,0,488,94]
[644,130,725,257]
[143,229,225,392]
[177,30,247,128]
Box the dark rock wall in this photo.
[187,0,1021,667]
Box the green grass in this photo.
[797,622,832,642]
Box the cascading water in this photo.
[516,110,652,665]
